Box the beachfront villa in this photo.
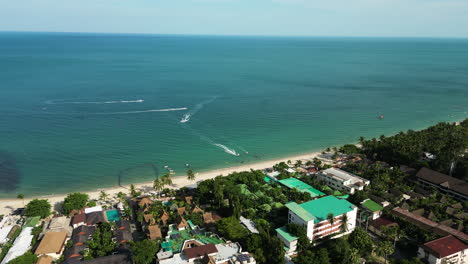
[317,168,370,194]
[276,196,357,253]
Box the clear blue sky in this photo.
[1,0,468,37]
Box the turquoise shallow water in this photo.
[0,33,467,198]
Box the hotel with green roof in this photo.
[276,196,358,253]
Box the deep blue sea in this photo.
[0,32,467,197]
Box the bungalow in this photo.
[176,216,189,230]
[35,231,68,259]
[418,235,468,264]
[148,225,162,240]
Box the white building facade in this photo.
[317,168,370,194]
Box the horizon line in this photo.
[1,30,468,40]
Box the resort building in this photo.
[276,195,357,253]
[360,199,383,220]
[417,235,468,264]
[317,168,370,194]
[416,167,468,201]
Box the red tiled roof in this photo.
[183,244,218,260]
[423,235,468,258]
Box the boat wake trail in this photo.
[178,121,240,157]
[237,146,249,154]
[45,99,144,105]
[180,97,217,123]
[94,108,187,115]
[213,144,240,156]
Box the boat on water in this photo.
[378,115,384,119]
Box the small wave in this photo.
[95,108,187,115]
[213,144,240,156]
[45,99,144,105]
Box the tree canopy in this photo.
[130,240,160,264]
[62,193,89,215]
[25,199,51,219]
[7,252,38,264]
[216,217,248,241]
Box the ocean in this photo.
[0,32,467,198]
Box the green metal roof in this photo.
[285,202,316,222]
[299,196,355,223]
[278,178,325,198]
[276,226,299,242]
[263,176,272,183]
[24,216,40,227]
[361,199,383,212]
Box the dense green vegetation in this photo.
[7,252,38,264]
[24,199,51,219]
[86,222,116,258]
[360,119,468,179]
[130,240,160,264]
[62,193,89,215]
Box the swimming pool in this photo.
[106,210,120,222]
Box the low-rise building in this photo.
[416,167,468,201]
[418,235,468,264]
[35,231,68,260]
[360,199,383,220]
[317,168,370,194]
[277,195,357,253]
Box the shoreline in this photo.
[1,118,464,216]
[0,150,324,215]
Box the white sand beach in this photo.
[0,151,323,216]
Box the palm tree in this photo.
[340,213,349,233]
[99,191,109,201]
[161,173,172,187]
[376,241,394,264]
[130,184,136,197]
[17,194,25,207]
[186,169,196,182]
[117,192,126,201]
[153,178,164,196]
[327,213,334,226]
